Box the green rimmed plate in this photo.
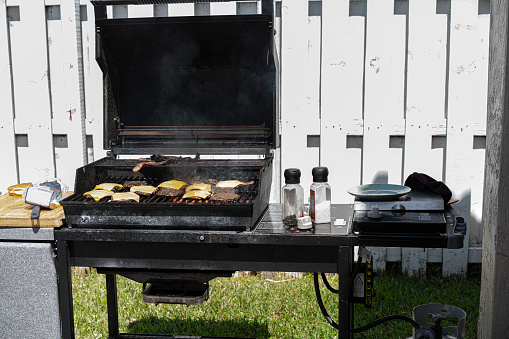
[347,184,411,200]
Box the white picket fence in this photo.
[0,0,488,276]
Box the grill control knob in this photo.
[367,206,383,219]
[199,236,205,242]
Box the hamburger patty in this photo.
[123,180,148,189]
[212,186,236,194]
[210,192,240,202]
[155,187,184,197]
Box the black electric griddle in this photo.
[352,190,455,236]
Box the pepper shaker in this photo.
[282,168,304,226]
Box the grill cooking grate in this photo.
[69,176,258,205]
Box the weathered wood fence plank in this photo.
[49,0,87,187]
[362,0,407,272]
[0,0,18,190]
[81,0,106,164]
[402,0,448,277]
[281,0,320,194]
[443,0,486,277]
[470,0,489,249]
[321,0,364,204]
[10,1,55,184]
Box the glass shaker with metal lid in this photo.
[310,166,331,225]
[282,168,304,226]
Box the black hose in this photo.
[320,256,362,294]
[313,273,339,329]
[321,273,339,294]
[350,314,421,333]
[313,273,421,335]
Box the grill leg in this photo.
[337,246,354,338]
[106,274,120,338]
[58,240,75,339]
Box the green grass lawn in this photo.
[73,264,481,338]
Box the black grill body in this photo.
[62,157,273,231]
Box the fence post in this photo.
[478,0,509,337]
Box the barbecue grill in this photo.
[61,0,278,232]
[58,0,279,316]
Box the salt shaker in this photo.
[310,167,331,225]
[282,168,304,226]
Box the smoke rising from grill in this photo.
[100,15,276,148]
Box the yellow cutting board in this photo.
[0,193,65,227]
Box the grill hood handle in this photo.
[91,0,274,16]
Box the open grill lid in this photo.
[93,0,278,156]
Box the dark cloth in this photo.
[404,172,452,203]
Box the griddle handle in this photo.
[454,217,466,235]
[445,205,467,249]
[31,205,41,220]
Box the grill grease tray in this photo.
[142,282,209,305]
